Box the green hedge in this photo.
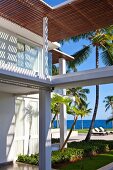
[52,138,60,144]
[17,140,113,166]
[17,154,39,165]
[68,140,113,153]
[17,148,84,166]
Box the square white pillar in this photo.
[39,89,51,170]
[43,17,49,76]
[59,58,67,148]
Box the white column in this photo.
[39,89,51,170]
[43,17,49,76]
[59,58,67,148]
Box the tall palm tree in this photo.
[65,27,113,142]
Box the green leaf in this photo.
[101,50,113,66]
[72,45,91,66]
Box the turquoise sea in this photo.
[54,120,112,129]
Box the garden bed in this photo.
[17,140,113,169]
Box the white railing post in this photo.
[59,58,67,148]
[39,88,51,170]
[43,17,49,77]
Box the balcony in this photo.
[0,29,52,80]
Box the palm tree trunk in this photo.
[111,103,113,128]
[81,117,83,129]
[51,114,57,127]
[85,46,99,142]
[61,115,78,151]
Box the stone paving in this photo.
[0,163,38,170]
[98,162,113,170]
[68,133,113,142]
[0,163,56,170]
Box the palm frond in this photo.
[106,116,113,124]
[67,60,77,72]
[72,45,91,66]
[52,64,59,75]
[101,50,113,66]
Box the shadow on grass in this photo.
[60,151,113,170]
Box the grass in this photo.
[76,128,113,134]
[60,150,113,170]
[77,129,88,133]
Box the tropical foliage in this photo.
[61,87,91,150]
[64,26,113,142]
[103,96,113,124]
[51,93,72,126]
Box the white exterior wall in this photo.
[0,92,15,163]
[0,92,39,163]
[14,94,39,158]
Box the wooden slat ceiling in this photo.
[0,0,113,42]
[51,49,74,64]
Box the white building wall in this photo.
[14,94,39,158]
[0,92,15,163]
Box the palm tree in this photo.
[67,87,90,130]
[61,103,91,150]
[51,93,72,127]
[104,96,113,127]
[104,96,113,112]
[65,27,113,142]
[60,87,90,150]
[52,64,59,75]
[67,87,90,105]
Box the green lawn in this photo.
[77,129,88,133]
[76,128,113,134]
[60,151,113,170]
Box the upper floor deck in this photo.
[0,27,52,79]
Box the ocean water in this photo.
[54,120,112,129]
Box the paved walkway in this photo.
[68,133,113,142]
[0,163,56,170]
[0,163,38,170]
[98,162,113,170]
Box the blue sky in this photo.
[45,0,113,120]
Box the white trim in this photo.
[53,0,77,9]
[53,49,74,60]
[52,66,113,88]
[40,0,76,9]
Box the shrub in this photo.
[84,146,98,157]
[97,144,109,153]
[17,140,113,166]
[52,148,84,164]
[52,138,60,144]
[17,154,39,165]
[17,148,84,166]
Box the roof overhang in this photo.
[0,17,60,50]
[0,0,113,41]
[51,49,74,64]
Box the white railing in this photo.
[0,62,38,77]
[0,28,52,79]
